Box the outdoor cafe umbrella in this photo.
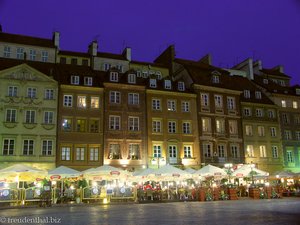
[232,165,269,178]
[194,164,227,177]
[83,165,129,181]
[271,171,296,178]
[154,164,190,181]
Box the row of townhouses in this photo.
[0,28,299,173]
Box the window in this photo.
[257,126,265,137]
[204,143,212,157]
[89,147,99,161]
[216,119,225,134]
[168,121,176,133]
[212,75,220,83]
[281,100,286,108]
[3,46,11,58]
[116,64,123,72]
[164,80,171,89]
[256,109,263,117]
[152,120,162,133]
[109,115,120,130]
[168,145,177,160]
[156,71,162,79]
[60,57,66,64]
[246,145,254,157]
[77,96,87,108]
[182,122,191,134]
[62,118,72,131]
[16,47,24,59]
[71,58,78,65]
[128,144,140,160]
[228,120,238,135]
[201,93,209,106]
[153,145,162,158]
[245,125,253,136]
[231,145,239,158]
[103,63,111,71]
[109,144,121,159]
[109,91,120,104]
[202,118,211,132]
[61,147,71,161]
[42,140,52,156]
[282,113,290,124]
[270,127,277,137]
[268,110,275,118]
[76,147,85,160]
[287,151,294,163]
[44,111,54,124]
[71,75,80,85]
[128,74,136,84]
[110,72,118,82]
[181,101,190,112]
[82,59,88,66]
[25,110,36,123]
[214,95,223,108]
[41,51,48,62]
[255,91,262,99]
[284,130,292,140]
[167,100,176,111]
[128,116,139,131]
[296,89,300,95]
[128,93,139,105]
[27,87,37,98]
[76,119,86,132]
[152,99,161,110]
[295,131,300,140]
[227,97,235,110]
[150,79,157,88]
[91,97,99,108]
[272,146,278,158]
[90,119,99,133]
[279,80,285,86]
[142,71,148,78]
[84,77,93,86]
[63,95,73,107]
[178,82,185,91]
[29,49,36,60]
[8,86,18,97]
[259,145,267,158]
[3,139,14,155]
[136,71,142,77]
[218,144,226,158]
[244,90,251,98]
[45,89,54,100]
[295,116,300,124]
[6,109,17,122]
[184,145,192,158]
[23,140,34,155]
[293,101,298,109]
[243,108,251,116]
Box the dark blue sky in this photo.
[0,0,299,84]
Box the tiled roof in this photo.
[97,52,126,60]
[260,68,291,78]
[0,32,55,48]
[58,50,90,57]
[130,60,169,68]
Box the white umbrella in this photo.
[185,168,196,174]
[194,164,227,177]
[48,166,81,179]
[271,171,296,178]
[232,165,269,177]
[154,164,190,181]
[83,165,129,181]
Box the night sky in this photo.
[0,0,299,84]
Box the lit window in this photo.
[76,119,86,132]
[202,118,211,132]
[245,125,253,136]
[90,147,99,161]
[153,145,162,158]
[62,118,72,131]
[216,119,225,133]
[167,100,176,111]
[246,145,254,157]
[108,144,121,159]
[184,145,192,158]
[129,144,140,160]
[257,126,265,137]
[76,147,85,161]
[259,145,267,158]
[281,100,286,108]
[229,120,238,135]
[293,101,298,109]
[77,96,87,108]
[91,97,99,108]
[61,147,71,160]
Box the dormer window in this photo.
[150,79,157,88]
[84,77,93,86]
[244,90,250,98]
[263,79,268,84]
[116,64,123,72]
[156,71,162,80]
[128,74,136,84]
[142,71,148,78]
[164,80,171,89]
[296,89,300,95]
[212,75,220,83]
[178,82,185,91]
[103,63,111,71]
[71,75,80,85]
[255,91,262,99]
[110,72,118,82]
[137,71,142,77]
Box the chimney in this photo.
[253,60,262,75]
[122,47,131,61]
[53,31,60,49]
[273,65,284,73]
[88,41,98,57]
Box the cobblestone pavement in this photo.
[0,198,299,225]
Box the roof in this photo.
[0,32,55,48]
[130,60,169,68]
[97,52,127,60]
[58,50,90,58]
[260,68,291,78]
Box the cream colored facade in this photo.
[0,64,58,170]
